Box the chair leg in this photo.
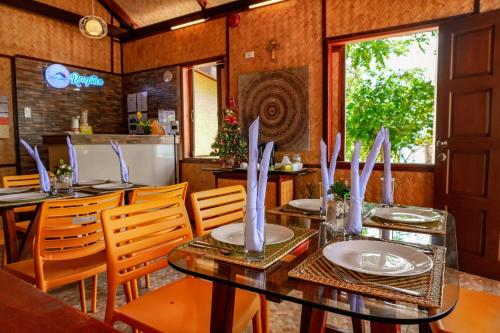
[144,273,151,288]
[91,274,98,313]
[131,279,139,300]
[260,295,269,333]
[123,282,133,303]
[1,246,6,267]
[252,309,262,333]
[79,279,87,313]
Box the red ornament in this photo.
[228,96,236,108]
[228,14,240,28]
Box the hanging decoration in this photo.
[79,0,108,39]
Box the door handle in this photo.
[436,140,448,148]
[437,153,447,162]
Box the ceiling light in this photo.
[171,18,207,30]
[249,0,286,9]
[79,0,108,39]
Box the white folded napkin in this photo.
[110,140,129,183]
[382,128,393,204]
[20,139,50,193]
[320,132,341,211]
[244,117,273,252]
[347,128,385,234]
[66,135,78,185]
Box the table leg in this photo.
[299,304,327,333]
[370,322,400,333]
[1,208,19,263]
[19,206,41,260]
[210,281,235,333]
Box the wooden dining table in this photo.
[0,185,141,263]
[168,212,460,333]
[0,268,118,333]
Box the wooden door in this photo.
[435,10,500,279]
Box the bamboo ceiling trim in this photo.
[480,0,500,12]
[326,0,475,37]
[123,17,226,73]
[0,5,112,72]
[114,0,202,27]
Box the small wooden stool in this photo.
[431,288,500,333]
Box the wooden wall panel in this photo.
[480,0,500,12]
[325,0,474,37]
[0,57,15,166]
[122,18,226,73]
[0,167,16,180]
[113,41,122,74]
[229,0,323,164]
[180,161,218,218]
[0,5,113,72]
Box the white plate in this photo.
[288,198,321,212]
[211,223,294,246]
[372,207,442,224]
[92,182,134,190]
[77,179,108,186]
[0,192,49,203]
[323,240,433,277]
[0,187,31,195]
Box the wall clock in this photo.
[163,70,173,82]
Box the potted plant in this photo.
[210,109,248,168]
[136,111,152,135]
[53,159,73,194]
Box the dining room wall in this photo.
[123,0,500,207]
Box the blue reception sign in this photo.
[45,64,104,89]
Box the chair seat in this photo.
[431,288,500,333]
[15,220,30,233]
[114,276,260,333]
[4,251,106,289]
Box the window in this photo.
[330,29,438,165]
[182,60,225,157]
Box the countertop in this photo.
[43,133,179,145]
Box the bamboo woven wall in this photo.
[480,0,500,12]
[229,0,323,164]
[0,56,16,178]
[35,0,111,21]
[122,18,226,73]
[0,5,114,72]
[325,0,474,37]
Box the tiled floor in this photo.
[43,266,499,333]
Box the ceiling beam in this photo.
[123,0,287,42]
[98,0,139,29]
[0,0,128,37]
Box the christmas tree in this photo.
[210,109,248,167]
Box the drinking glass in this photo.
[243,205,266,261]
[380,177,395,205]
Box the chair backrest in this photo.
[129,182,188,204]
[3,174,41,188]
[34,192,124,265]
[101,198,193,317]
[191,185,246,235]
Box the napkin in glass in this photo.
[66,135,78,185]
[320,132,341,212]
[110,140,129,183]
[20,139,50,193]
[382,127,393,204]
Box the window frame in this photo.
[326,26,438,172]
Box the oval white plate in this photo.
[77,179,108,186]
[323,240,433,277]
[0,192,49,203]
[92,182,134,190]
[0,187,31,195]
[372,207,442,224]
[289,198,321,212]
[211,223,294,246]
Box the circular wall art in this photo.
[163,70,173,82]
[238,66,310,151]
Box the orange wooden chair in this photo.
[191,185,246,236]
[430,287,500,333]
[0,229,6,267]
[4,191,123,313]
[129,182,188,204]
[129,182,189,288]
[2,173,51,233]
[191,185,269,333]
[101,197,262,333]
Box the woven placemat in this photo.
[363,209,447,235]
[178,226,317,269]
[289,243,446,308]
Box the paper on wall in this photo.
[137,91,148,112]
[127,93,137,113]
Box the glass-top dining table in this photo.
[168,212,459,333]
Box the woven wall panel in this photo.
[180,162,218,218]
[123,18,226,73]
[229,0,323,164]
[0,57,15,165]
[294,168,434,207]
[0,5,112,72]
[35,0,111,22]
[113,41,122,74]
[326,0,474,37]
[0,167,16,179]
[480,0,500,12]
